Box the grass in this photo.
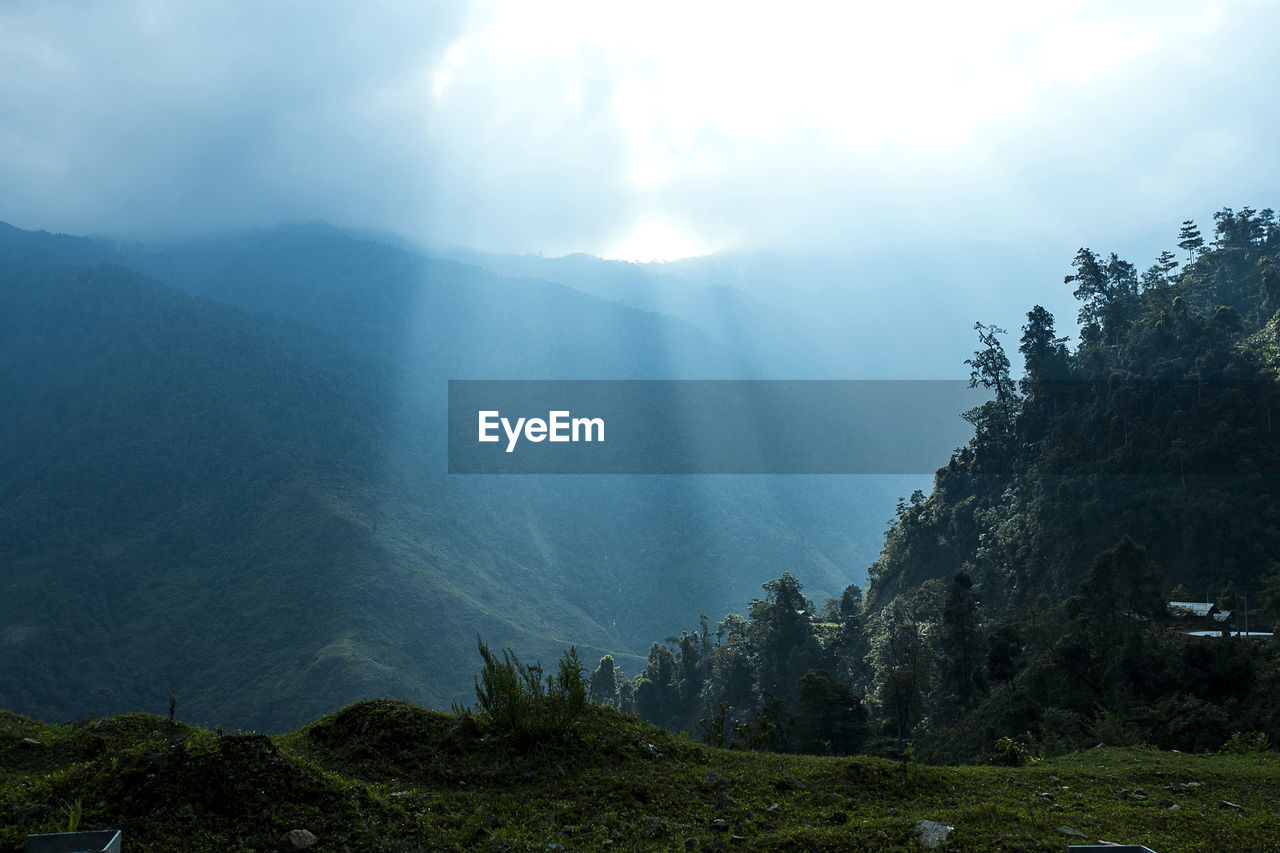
[4,700,1279,851]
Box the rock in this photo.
[844,760,871,780]
[278,829,318,850]
[19,737,42,748]
[1221,800,1243,811]
[146,751,169,767]
[710,818,729,829]
[1058,826,1087,838]
[718,793,739,811]
[701,770,729,791]
[1170,804,1181,811]
[884,807,899,817]
[683,838,699,850]
[820,791,840,804]
[914,820,953,849]
[775,775,805,791]
[729,836,747,844]
[17,803,46,818]
[765,802,782,814]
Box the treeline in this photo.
[587,572,875,755]
[600,206,1280,762]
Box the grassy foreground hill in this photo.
[3,699,1279,852]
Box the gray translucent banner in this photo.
[448,380,988,474]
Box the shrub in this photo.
[472,636,588,741]
[985,735,1039,766]
[1220,731,1271,755]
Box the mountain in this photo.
[867,209,1280,615]
[0,222,917,731]
[855,207,1280,760]
[438,242,1080,380]
[557,208,1280,766]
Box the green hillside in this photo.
[3,696,1278,852]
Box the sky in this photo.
[1,0,1278,263]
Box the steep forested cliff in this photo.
[611,207,1280,763]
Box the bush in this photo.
[1220,731,1271,755]
[984,734,1039,766]
[472,636,587,741]
[1134,694,1231,753]
[1039,707,1092,756]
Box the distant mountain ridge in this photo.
[0,220,914,730]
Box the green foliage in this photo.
[1220,731,1271,755]
[61,797,82,832]
[984,735,1039,767]
[472,637,587,741]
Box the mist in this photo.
[2,1,1277,261]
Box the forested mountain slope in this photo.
[598,208,1280,764]
[868,208,1280,614]
[0,223,910,731]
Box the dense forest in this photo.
[601,206,1280,763]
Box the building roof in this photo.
[1168,601,1215,617]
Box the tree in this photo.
[963,323,1018,452]
[1178,220,1204,263]
[1066,248,1109,325]
[1019,305,1069,391]
[749,572,819,699]
[795,669,869,755]
[633,643,680,727]
[1065,249,1139,342]
[1260,570,1280,628]
[677,632,704,703]
[833,584,872,694]
[1073,535,1162,635]
[939,571,986,718]
[985,624,1021,710]
[868,605,932,755]
[590,655,619,706]
[1142,251,1180,290]
[966,322,1016,403]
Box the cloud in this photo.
[0,0,1277,260]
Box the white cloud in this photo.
[0,0,1276,258]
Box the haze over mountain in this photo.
[3,0,1280,746]
[0,221,923,731]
